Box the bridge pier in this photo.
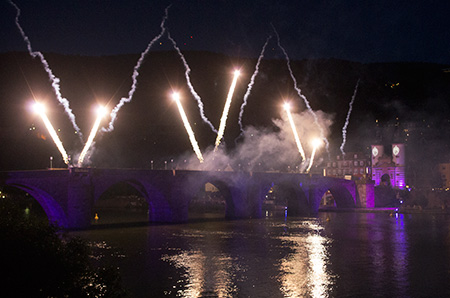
[67,169,94,229]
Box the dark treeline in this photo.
[0,51,449,171]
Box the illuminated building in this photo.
[371,144,406,189]
[324,152,371,180]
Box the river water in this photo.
[72,212,450,297]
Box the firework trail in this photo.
[78,106,107,167]
[167,32,217,133]
[238,36,272,133]
[284,103,306,161]
[172,92,204,163]
[340,79,360,156]
[271,24,330,152]
[103,6,171,132]
[214,70,240,151]
[33,103,69,165]
[306,139,322,173]
[9,1,82,139]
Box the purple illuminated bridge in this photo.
[0,168,374,229]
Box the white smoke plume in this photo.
[271,24,330,153]
[103,5,171,132]
[238,36,272,133]
[9,0,83,140]
[166,31,217,133]
[180,109,333,173]
[340,79,360,156]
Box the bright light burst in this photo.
[78,105,107,167]
[33,102,69,165]
[172,92,204,163]
[284,102,306,161]
[214,69,240,151]
[306,138,322,173]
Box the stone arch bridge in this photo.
[0,168,373,229]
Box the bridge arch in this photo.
[257,173,311,217]
[262,181,309,216]
[313,177,357,211]
[181,175,236,219]
[92,175,174,223]
[4,183,68,228]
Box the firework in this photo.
[78,105,107,167]
[214,70,240,151]
[284,102,306,161]
[340,79,360,156]
[172,92,204,163]
[10,1,82,139]
[306,138,322,173]
[33,102,69,165]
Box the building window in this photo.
[360,161,364,166]
[354,154,358,159]
[332,162,336,167]
[354,161,358,166]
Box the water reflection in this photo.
[392,213,409,297]
[161,230,240,298]
[71,213,450,297]
[278,221,334,298]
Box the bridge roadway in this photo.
[0,167,373,229]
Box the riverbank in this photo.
[319,206,450,214]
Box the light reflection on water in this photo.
[71,213,450,297]
[160,229,245,297]
[277,221,333,298]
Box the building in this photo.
[438,163,450,189]
[371,143,406,189]
[324,152,371,180]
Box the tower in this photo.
[392,143,406,189]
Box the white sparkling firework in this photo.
[238,36,272,133]
[214,70,241,151]
[306,138,322,173]
[340,79,360,156]
[167,32,217,133]
[78,106,107,167]
[172,93,204,163]
[272,25,330,152]
[103,6,171,133]
[284,102,306,161]
[9,1,82,139]
[33,103,69,165]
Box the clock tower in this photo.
[371,145,384,167]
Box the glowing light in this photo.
[172,92,204,163]
[78,105,107,167]
[306,138,322,173]
[10,1,82,139]
[33,102,69,165]
[214,70,241,151]
[167,31,217,133]
[272,25,329,153]
[284,102,306,161]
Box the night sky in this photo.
[1,0,450,64]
